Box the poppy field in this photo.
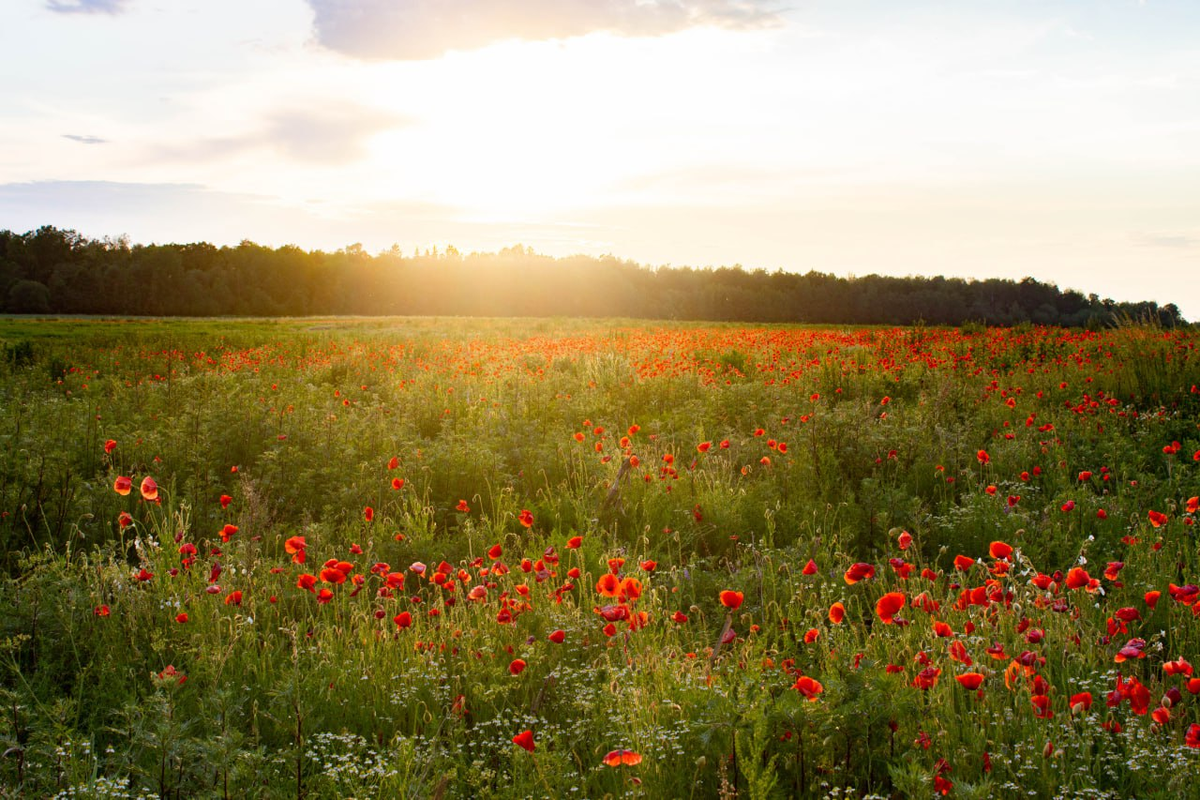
[2,316,1200,799]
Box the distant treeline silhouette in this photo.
[0,226,1185,326]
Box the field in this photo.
[1,316,1199,799]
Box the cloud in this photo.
[45,0,129,14]
[157,104,407,165]
[1132,231,1199,249]
[304,0,784,60]
[62,134,108,145]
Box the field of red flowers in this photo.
[1,317,1198,798]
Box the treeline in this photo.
[0,226,1185,326]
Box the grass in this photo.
[0,317,1199,798]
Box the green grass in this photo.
[1,317,1199,798]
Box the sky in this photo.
[2,0,1197,318]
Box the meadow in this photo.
[1,316,1198,799]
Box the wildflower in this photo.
[719,590,743,610]
[603,749,643,766]
[139,476,158,501]
[512,730,535,752]
[113,476,132,495]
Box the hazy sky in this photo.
[2,0,1197,317]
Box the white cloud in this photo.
[304,0,783,60]
[45,0,129,14]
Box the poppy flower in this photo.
[94,605,110,617]
[792,675,824,700]
[139,476,158,501]
[912,667,941,690]
[602,749,643,767]
[802,559,818,575]
[219,524,238,543]
[719,590,743,610]
[509,659,527,675]
[804,628,820,643]
[296,574,316,592]
[1164,658,1194,677]
[363,506,374,522]
[1065,567,1095,591]
[1152,707,1170,726]
[640,560,656,572]
[976,449,990,465]
[988,541,1013,560]
[117,511,133,529]
[512,730,535,752]
[113,476,133,496]
[320,567,347,585]
[565,535,582,549]
[697,441,711,453]
[316,588,334,604]
[897,531,913,550]
[387,456,399,470]
[135,568,153,582]
[519,510,534,528]
[549,629,565,644]
[219,494,233,509]
[875,592,906,624]
[224,590,242,606]
[843,563,875,584]
[391,477,404,490]
[956,672,984,691]
[104,439,117,453]
[596,574,621,597]
[393,611,412,629]
[1069,692,1092,713]
[1148,510,1168,527]
[672,611,689,624]
[953,555,974,571]
[1186,723,1200,748]
[829,602,845,624]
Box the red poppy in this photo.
[512,730,535,752]
[1148,510,1168,527]
[897,531,913,550]
[912,667,941,690]
[988,541,1013,560]
[602,749,643,767]
[793,676,824,700]
[640,560,656,572]
[219,524,238,543]
[519,510,535,528]
[956,672,984,691]
[953,555,974,571]
[394,611,412,628]
[804,628,819,643]
[596,574,621,597]
[140,476,158,501]
[509,659,527,675]
[316,588,334,604]
[932,621,954,637]
[1186,723,1200,748]
[113,476,132,496]
[1065,567,1095,591]
[672,611,689,624]
[697,441,711,453]
[135,568,153,582]
[549,629,565,643]
[565,535,582,549]
[875,592,906,624]
[1069,692,1092,713]
[829,602,845,624]
[976,449,990,465]
[94,605,110,617]
[802,559,818,575]
[719,590,743,610]
[387,456,399,470]
[320,567,347,585]
[225,590,242,606]
[1164,657,1194,676]
[843,563,875,584]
